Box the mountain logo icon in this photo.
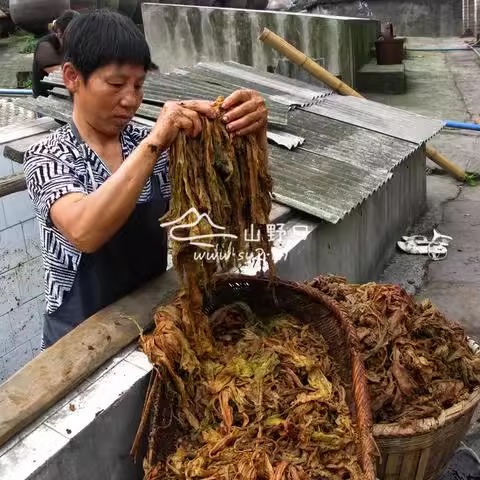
[160,207,238,248]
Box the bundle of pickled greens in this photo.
[131,98,367,479]
[133,300,365,480]
[309,275,480,425]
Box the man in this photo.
[24,10,269,349]
[31,9,79,98]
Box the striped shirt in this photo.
[23,122,170,314]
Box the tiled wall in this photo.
[0,146,43,384]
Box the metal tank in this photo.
[88,0,138,16]
[9,0,69,35]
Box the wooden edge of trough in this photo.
[0,269,180,448]
[0,173,26,198]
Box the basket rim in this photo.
[373,338,480,438]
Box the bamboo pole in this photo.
[258,28,467,182]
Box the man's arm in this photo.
[24,133,168,255]
[42,135,167,253]
[35,41,62,70]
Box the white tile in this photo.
[0,224,28,275]
[0,375,92,459]
[85,345,135,384]
[2,340,33,379]
[46,360,147,439]
[16,257,44,304]
[8,297,42,348]
[0,356,6,384]
[21,219,41,259]
[125,348,154,372]
[30,335,42,358]
[36,295,46,320]
[0,200,6,231]
[0,312,15,357]
[0,424,68,480]
[0,269,20,317]
[11,160,24,174]
[0,148,14,178]
[3,190,34,228]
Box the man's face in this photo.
[63,62,146,136]
[55,29,63,46]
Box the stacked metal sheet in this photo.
[305,96,446,144]
[43,61,332,127]
[35,61,444,224]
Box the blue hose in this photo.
[0,88,33,96]
[445,120,480,131]
[406,47,471,52]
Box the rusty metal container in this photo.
[375,23,405,65]
[10,0,69,35]
[375,38,405,65]
[72,0,138,16]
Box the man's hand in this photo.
[221,89,268,136]
[150,100,217,149]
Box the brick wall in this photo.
[0,146,43,384]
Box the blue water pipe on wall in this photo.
[0,88,33,97]
[406,47,471,52]
[445,120,480,131]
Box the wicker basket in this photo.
[136,273,378,479]
[374,371,480,480]
[205,273,377,479]
[305,276,480,480]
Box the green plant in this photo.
[464,171,480,186]
[19,35,37,54]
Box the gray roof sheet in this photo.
[44,62,332,127]
[270,111,423,223]
[305,96,445,144]
[38,61,443,224]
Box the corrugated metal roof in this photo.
[44,62,333,127]
[269,146,394,223]
[38,61,444,224]
[18,94,305,150]
[305,96,445,144]
[44,69,291,127]
[268,130,304,149]
[175,61,331,104]
[269,111,421,223]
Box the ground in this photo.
[366,37,480,459]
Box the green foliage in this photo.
[464,171,480,186]
[18,35,37,54]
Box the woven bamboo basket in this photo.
[137,273,378,479]
[304,276,480,480]
[374,355,480,480]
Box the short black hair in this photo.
[62,9,156,82]
[54,9,79,33]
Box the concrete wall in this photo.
[0,148,43,384]
[141,4,380,88]
[307,0,463,37]
[471,0,480,34]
